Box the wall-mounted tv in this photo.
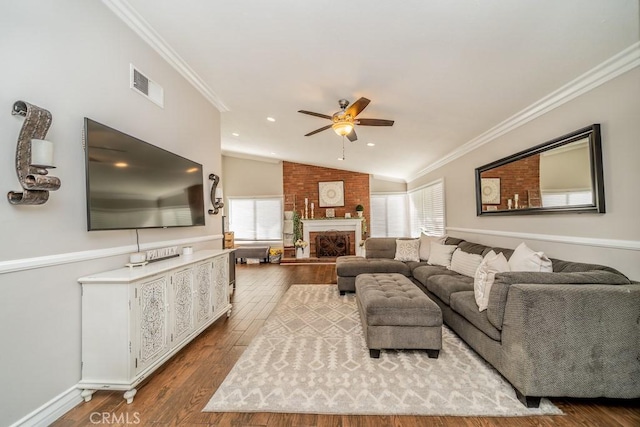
[84,118,205,231]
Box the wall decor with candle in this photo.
[8,100,61,205]
[208,173,224,215]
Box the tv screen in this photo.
[84,118,205,231]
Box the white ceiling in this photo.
[114,0,638,182]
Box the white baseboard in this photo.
[9,387,83,427]
[446,227,640,251]
[0,234,223,275]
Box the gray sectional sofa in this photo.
[336,237,640,407]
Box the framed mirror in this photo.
[475,124,605,216]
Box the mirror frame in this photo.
[475,124,605,216]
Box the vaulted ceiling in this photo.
[109,0,639,181]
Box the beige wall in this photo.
[0,2,221,425]
[221,155,283,200]
[540,142,591,191]
[371,176,408,193]
[408,68,640,280]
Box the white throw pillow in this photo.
[474,250,510,311]
[427,242,458,268]
[508,242,553,272]
[450,249,484,277]
[394,239,420,262]
[419,233,447,261]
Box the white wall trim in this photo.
[410,41,640,182]
[0,235,223,275]
[9,386,82,427]
[446,227,640,252]
[100,0,229,112]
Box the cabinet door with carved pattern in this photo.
[135,274,170,374]
[212,254,229,316]
[194,260,213,328]
[170,267,194,345]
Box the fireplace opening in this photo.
[315,232,350,257]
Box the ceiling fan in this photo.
[298,97,394,142]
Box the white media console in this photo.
[78,250,233,404]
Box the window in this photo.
[370,194,409,237]
[541,190,592,207]
[228,197,282,241]
[408,179,445,237]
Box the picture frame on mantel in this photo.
[318,181,344,207]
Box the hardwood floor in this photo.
[55,263,639,427]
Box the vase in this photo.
[296,247,303,258]
[357,211,363,218]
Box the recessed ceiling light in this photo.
[367,142,375,147]
[337,157,344,161]
[270,152,277,156]
[114,162,128,168]
[232,132,239,137]
[267,117,276,122]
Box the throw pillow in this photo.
[427,242,458,268]
[394,239,420,262]
[419,233,447,261]
[508,242,553,272]
[450,249,484,277]
[474,250,510,311]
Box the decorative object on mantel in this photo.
[355,204,364,217]
[318,180,344,207]
[208,173,224,215]
[325,208,335,218]
[8,100,61,205]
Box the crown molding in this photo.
[410,41,640,182]
[101,0,229,112]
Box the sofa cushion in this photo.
[445,237,465,246]
[458,241,491,256]
[365,238,398,259]
[394,239,420,262]
[551,259,628,277]
[419,233,447,261]
[508,242,553,272]
[487,270,633,330]
[426,274,474,305]
[412,265,458,286]
[450,291,502,341]
[428,243,458,268]
[450,248,484,277]
[474,250,510,311]
[336,256,411,277]
[483,246,514,260]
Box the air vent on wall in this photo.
[130,64,164,108]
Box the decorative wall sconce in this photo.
[208,173,224,215]
[8,101,61,205]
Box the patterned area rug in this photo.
[203,285,562,416]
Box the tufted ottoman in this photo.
[355,273,442,358]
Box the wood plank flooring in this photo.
[54,263,640,427]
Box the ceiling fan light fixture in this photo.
[332,121,354,136]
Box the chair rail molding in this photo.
[0,234,223,275]
[446,227,640,252]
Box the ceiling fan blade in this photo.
[346,129,358,142]
[298,110,332,120]
[356,118,395,126]
[304,124,333,136]
[345,97,370,118]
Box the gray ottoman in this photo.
[355,273,442,359]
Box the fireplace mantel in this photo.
[300,218,364,258]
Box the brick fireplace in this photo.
[300,219,364,258]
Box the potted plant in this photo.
[355,204,364,218]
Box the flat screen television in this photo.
[84,118,205,231]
